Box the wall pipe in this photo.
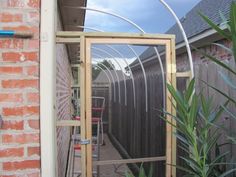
[0,30,33,38]
[92,47,126,105]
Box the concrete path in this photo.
[73,134,130,177]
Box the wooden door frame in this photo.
[79,33,177,177]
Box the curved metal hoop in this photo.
[64,6,145,33]
[104,45,136,108]
[76,25,136,108]
[160,0,194,78]
[92,47,126,105]
[70,8,165,111]
[92,64,112,101]
[93,58,117,102]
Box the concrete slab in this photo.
[73,134,130,177]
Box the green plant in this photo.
[162,3,236,176]
[165,79,236,177]
[125,163,153,177]
[198,2,236,144]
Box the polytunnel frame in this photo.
[92,64,111,86]
[76,25,137,108]
[92,49,122,103]
[64,6,160,112]
[40,1,194,177]
[92,47,127,105]
[63,4,195,112]
[92,56,117,101]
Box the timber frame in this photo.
[55,31,191,177]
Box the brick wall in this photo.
[0,0,40,176]
[56,12,72,177]
[176,39,232,72]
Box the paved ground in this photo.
[73,134,130,177]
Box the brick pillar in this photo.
[0,0,40,176]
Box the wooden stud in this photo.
[171,38,177,177]
[176,71,191,78]
[84,37,169,46]
[85,37,93,177]
[56,31,175,40]
[71,64,80,68]
[80,36,87,177]
[165,40,173,177]
[56,37,80,44]
[71,84,80,88]
[56,120,81,127]
[93,156,166,166]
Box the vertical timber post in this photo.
[85,38,93,177]
[171,37,177,177]
[165,38,176,177]
[80,36,87,177]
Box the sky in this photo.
[85,0,201,71]
[84,0,201,33]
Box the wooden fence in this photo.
[110,74,166,176]
[109,59,236,176]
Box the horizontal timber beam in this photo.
[93,156,166,166]
[56,37,80,44]
[176,71,191,78]
[56,31,175,39]
[56,120,80,127]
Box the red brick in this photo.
[2,79,38,89]
[27,172,40,177]
[0,39,24,49]
[0,93,23,102]
[0,13,22,22]
[3,106,39,116]
[26,65,38,76]
[3,160,40,171]
[2,120,24,130]
[0,66,23,74]
[27,0,40,8]
[2,52,38,62]
[7,0,25,8]
[27,92,39,103]
[26,106,39,115]
[0,147,24,157]
[28,120,39,129]
[2,107,23,116]
[2,52,20,62]
[2,133,39,144]
[27,146,40,156]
